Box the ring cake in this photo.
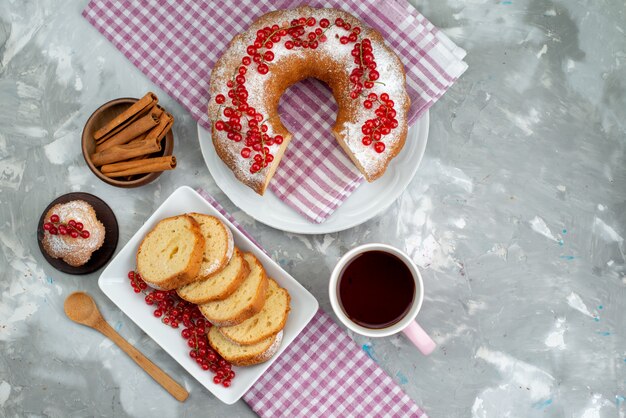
[208,6,410,195]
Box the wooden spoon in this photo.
[64,291,189,402]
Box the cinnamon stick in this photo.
[90,137,162,167]
[94,92,158,141]
[95,110,160,153]
[101,156,176,177]
[145,112,174,143]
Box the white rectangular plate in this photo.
[98,186,319,404]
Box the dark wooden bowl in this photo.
[82,97,174,188]
[37,192,119,275]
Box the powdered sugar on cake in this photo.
[208,6,410,190]
[42,200,105,266]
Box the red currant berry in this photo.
[320,18,330,28]
[242,56,251,65]
[70,230,79,238]
[241,148,251,158]
[257,64,269,74]
[213,376,222,384]
[264,41,273,49]
[380,93,389,101]
[363,100,373,109]
[75,222,84,231]
[374,142,385,153]
[340,36,349,44]
[43,222,52,231]
[344,22,352,30]
[285,40,294,49]
[307,17,316,26]
[364,81,374,89]
[154,309,163,318]
[81,230,90,239]
[335,18,344,26]
[50,214,59,223]
[215,94,226,104]
[68,220,76,227]
[246,45,256,55]
[369,70,379,81]
[362,136,372,146]
[263,51,274,62]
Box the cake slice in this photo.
[208,327,283,366]
[177,248,249,303]
[136,215,204,290]
[187,213,234,278]
[219,279,290,345]
[199,253,268,326]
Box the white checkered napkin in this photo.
[83,0,466,224]
[243,311,427,417]
[197,189,428,417]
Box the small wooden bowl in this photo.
[82,98,174,188]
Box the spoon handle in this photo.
[96,320,189,402]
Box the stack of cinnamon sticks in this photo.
[90,92,176,178]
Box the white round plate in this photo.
[198,110,429,234]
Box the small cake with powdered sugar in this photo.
[41,200,106,267]
[208,6,410,195]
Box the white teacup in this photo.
[329,243,436,355]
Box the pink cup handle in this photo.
[402,321,436,355]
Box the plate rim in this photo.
[97,185,319,404]
[198,111,429,234]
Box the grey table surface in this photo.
[1,0,624,417]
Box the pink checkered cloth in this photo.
[83,0,466,223]
[197,189,427,417]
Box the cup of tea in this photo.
[329,243,436,355]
